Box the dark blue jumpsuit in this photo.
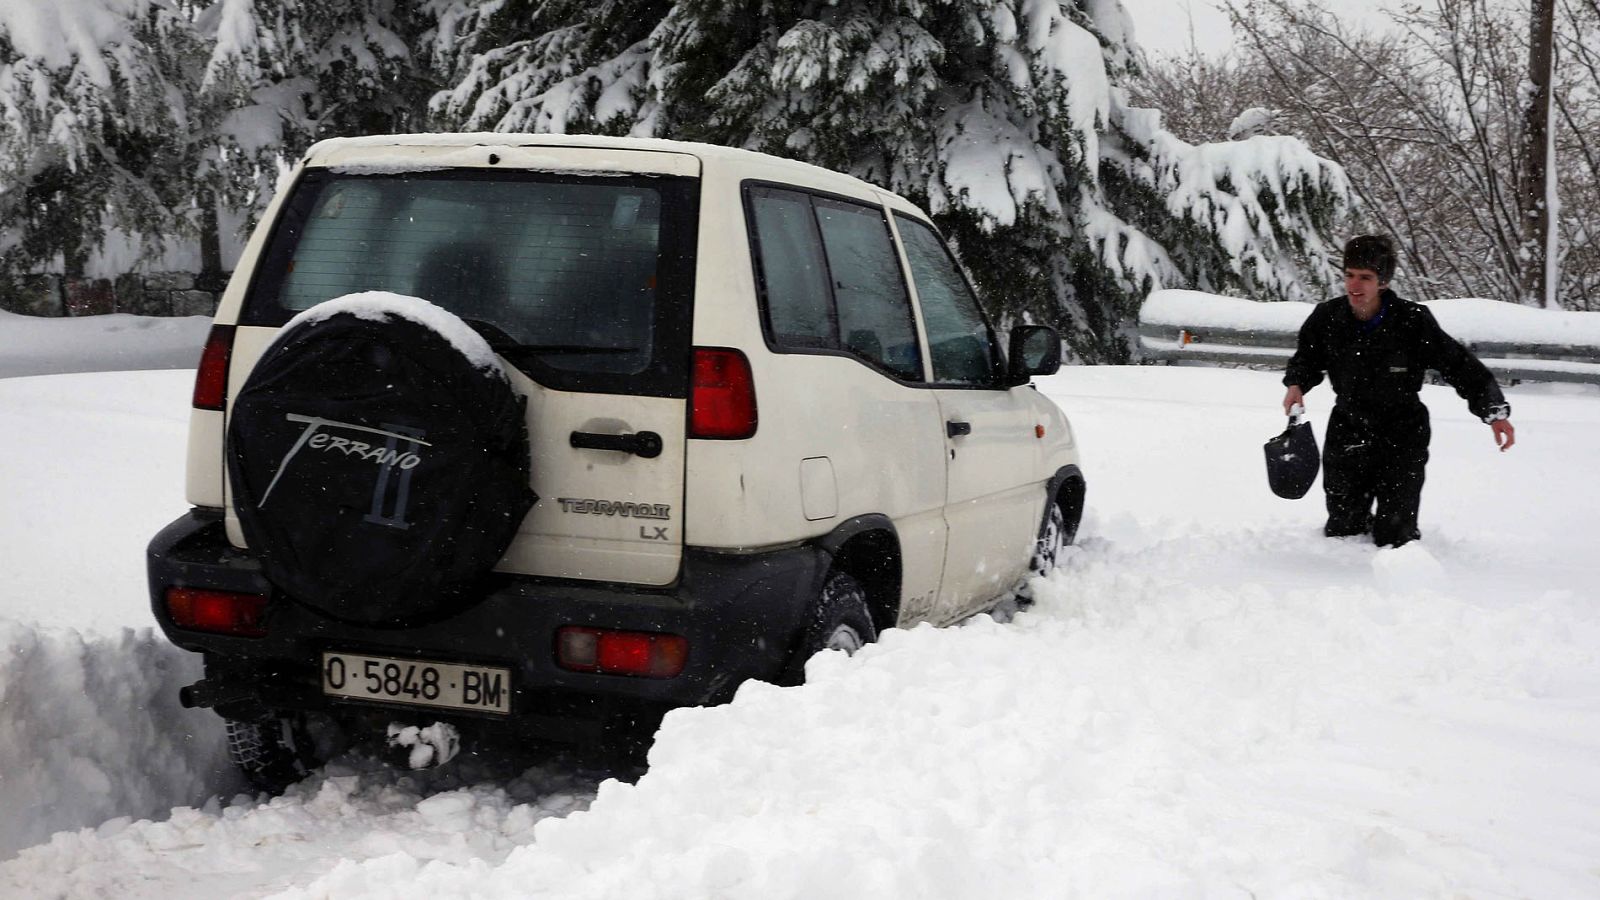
[1284,291,1509,547]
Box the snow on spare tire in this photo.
[227,292,534,625]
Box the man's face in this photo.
[1344,267,1385,311]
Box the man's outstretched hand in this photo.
[1491,419,1515,451]
[1282,385,1305,415]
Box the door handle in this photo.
[946,420,972,438]
[570,430,664,458]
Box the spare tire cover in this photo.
[227,296,534,625]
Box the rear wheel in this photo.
[225,714,321,795]
[789,571,877,683]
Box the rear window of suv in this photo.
[243,169,698,397]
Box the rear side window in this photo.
[894,215,1001,387]
[746,185,922,381]
[747,189,834,348]
[245,169,698,398]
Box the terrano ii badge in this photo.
[556,498,672,520]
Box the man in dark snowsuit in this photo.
[1282,235,1516,547]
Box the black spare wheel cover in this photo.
[228,295,534,625]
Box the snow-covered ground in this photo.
[2,336,1599,895]
[0,310,210,378]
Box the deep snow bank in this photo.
[0,370,230,859]
[0,752,600,899]
[11,523,1585,899]
[0,365,1596,896]
[0,311,209,379]
[6,520,1596,898]
[256,529,1600,899]
[0,621,233,859]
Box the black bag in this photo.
[227,301,534,625]
[1264,408,1320,500]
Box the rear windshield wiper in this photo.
[506,345,640,355]
[459,321,641,356]
[460,318,520,350]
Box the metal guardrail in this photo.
[1137,322,1600,386]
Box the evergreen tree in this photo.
[430,0,669,134]
[434,0,1352,360]
[198,0,438,229]
[0,0,211,280]
[1,0,1352,350]
[0,0,443,292]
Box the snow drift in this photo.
[0,623,232,859]
[0,321,1597,895]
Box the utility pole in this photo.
[1522,0,1557,308]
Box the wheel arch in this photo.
[1042,465,1086,546]
[815,514,902,636]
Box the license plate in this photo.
[321,651,511,715]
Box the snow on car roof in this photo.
[302,133,903,207]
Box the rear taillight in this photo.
[193,325,236,411]
[690,347,757,439]
[165,587,269,637]
[556,627,688,678]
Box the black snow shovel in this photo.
[1264,404,1320,499]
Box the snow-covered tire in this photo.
[1011,497,1074,612]
[1030,501,1068,577]
[788,571,877,683]
[225,715,317,795]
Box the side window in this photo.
[748,187,835,348]
[747,185,923,381]
[812,198,922,380]
[895,215,1000,386]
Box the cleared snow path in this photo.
[1,366,1597,897]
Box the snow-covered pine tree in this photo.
[433,0,1351,360]
[198,0,437,231]
[429,0,669,135]
[1,0,438,294]
[0,0,210,283]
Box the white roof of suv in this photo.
[301,133,900,210]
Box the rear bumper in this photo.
[147,510,823,742]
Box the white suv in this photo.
[147,134,1085,789]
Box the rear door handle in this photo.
[946,420,972,438]
[570,430,663,458]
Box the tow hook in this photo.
[387,721,462,770]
